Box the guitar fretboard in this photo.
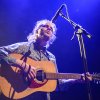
[45,73,82,80]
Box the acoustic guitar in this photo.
[0,54,100,99]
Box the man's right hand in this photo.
[23,64,36,82]
[15,59,36,82]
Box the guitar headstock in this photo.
[92,73,100,84]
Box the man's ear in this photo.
[37,28,42,34]
[36,28,42,38]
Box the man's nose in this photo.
[47,28,51,30]
[47,27,52,31]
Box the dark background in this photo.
[0,0,100,100]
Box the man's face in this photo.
[37,22,54,41]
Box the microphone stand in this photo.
[59,12,92,100]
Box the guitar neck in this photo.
[45,73,82,80]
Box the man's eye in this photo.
[41,25,47,27]
[43,25,48,28]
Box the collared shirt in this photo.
[0,42,56,64]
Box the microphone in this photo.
[51,4,65,23]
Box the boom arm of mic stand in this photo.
[59,12,92,39]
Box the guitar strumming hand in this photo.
[14,59,36,82]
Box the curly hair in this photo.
[27,19,57,48]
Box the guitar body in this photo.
[0,54,57,99]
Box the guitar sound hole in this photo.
[36,70,46,82]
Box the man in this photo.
[0,19,91,100]
[0,19,59,100]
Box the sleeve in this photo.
[0,43,23,65]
